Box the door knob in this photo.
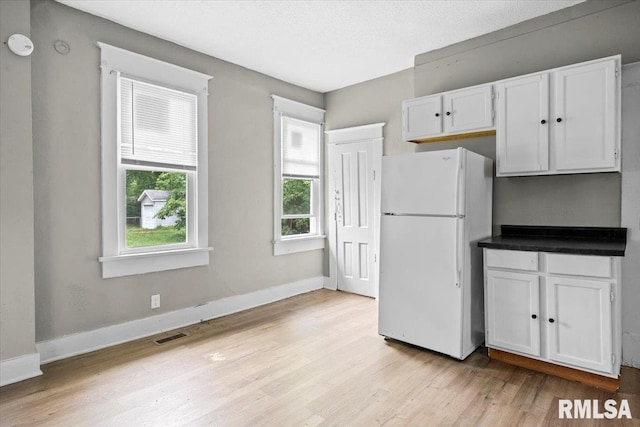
[446,112,451,116]
[540,120,546,124]
[549,318,555,323]
[531,314,537,319]
[435,113,440,117]
[556,118,562,123]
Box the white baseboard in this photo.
[0,352,42,387]
[37,276,324,364]
[322,276,335,290]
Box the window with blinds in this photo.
[271,95,324,254]
[118,76,197,249]
[119,77,198,170]
[281,117,320,179]
[99,42,212,277]
[280,116,321,237]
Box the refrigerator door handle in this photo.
[454,219,461,287]
[455,147,465,217]
[454,149,463,288]
[455,152,461,216]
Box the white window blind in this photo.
[282,116,320,179]
[120,77,198,170]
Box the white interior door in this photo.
[332,141,377,298]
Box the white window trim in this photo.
[97,43,213,278]
[272,95,326,256]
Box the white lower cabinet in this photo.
[483,249,620,378]
[486,270,540,357]
[546,276,613,373]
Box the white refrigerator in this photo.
[378,147,493,360]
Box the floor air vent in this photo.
[153,332,187,345]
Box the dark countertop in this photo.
[477,225,627,256]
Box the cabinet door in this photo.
[496,74,549,175]
[402,95,442,140]
[486,270,540,357]
[443,84,494,134]
[546,277,613,373]
[553,59,618,172]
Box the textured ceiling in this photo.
[57,0,584,93]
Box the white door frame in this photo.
[325,123,384,297]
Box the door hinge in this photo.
[334,212,337,221]
[610,290,615,302]
[612,353,616,366]
[614,149,619,160]
[373,170,376,181]
[615,67,619,78]
[374,253,377,263]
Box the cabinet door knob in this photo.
[435,113,440,117]
[531,314,537,319]
[540,120,546,124]
[556,118,562,123]
[446,112,451,116]
[549,318,555,323]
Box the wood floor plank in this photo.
[1,289,638,426]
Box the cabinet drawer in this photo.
[546,253,611,278]
[485,249,538,271]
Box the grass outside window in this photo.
[126,225,186,248]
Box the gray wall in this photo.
[414,0,640,96]
[0,0,37,361]
[413,0,640,233]
[324,0,640,366]
[30,0,324,342]
[621,62,640,368]
[325,68,415,156]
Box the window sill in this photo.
[274,235,325,256]
[99,247,213,278]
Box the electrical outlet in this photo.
[151,294,160,309]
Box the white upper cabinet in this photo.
[496,73,549,174]
[402,83,494,142]
[443,84,494,134]
[554,60,618,172]
[403,95,442,140]
[496,55,620,177]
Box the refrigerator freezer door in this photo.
[381,149,463,216]
[378,215,463,358]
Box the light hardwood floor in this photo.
[1,289,638,426]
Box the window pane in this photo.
[281,218,310,236]
[282,178,311,215]
[125,169,187,248]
